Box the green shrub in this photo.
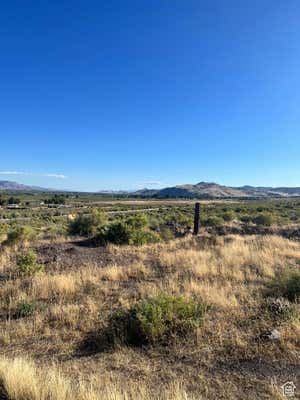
[159,227,175,241]
[253,212,274,226]
[107,294,210,345]
[68,209,107,237]
[240,215,252,223]
[267,270,300,302]
[222,210,235,222]
[125,214,149,230]
[130,229,161,245]
[100,214,160,246]
[5,226,37,245]
[165,212,192,229]
[203,216,224,227]
[8,197,21,205]
[14,300,37,319]
[44,194,66,205]
[16,249,43,276]
[105,221,131,245]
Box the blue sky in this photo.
[1,0,300,191]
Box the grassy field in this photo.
[0,234,299,399]
[0,194,299,399]
[2,192,300,236]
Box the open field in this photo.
[0,194,299,399]
[0,234,299,399]
[2,192,300,233]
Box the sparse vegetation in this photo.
[0,233,298,399]
[1,194,300,398]
[13,300,37,319]
[253,212,275,226]
[267,270,300,302]
[68,209,107,237]
[106,294,209,346]
[222,209,235,222]
[44,194,66,205]
[202,215,224,227]
[16,249,43,276]
[4,225,37,245]
[96,214,161,245]
[263,297,297,322]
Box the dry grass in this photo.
[0,357,197,400]
[31,273,78,300]
[0,234,299,399]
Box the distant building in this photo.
[47,204,70,209]
[47,204,62,208]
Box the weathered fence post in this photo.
[193,202,200,235]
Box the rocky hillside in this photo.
[0,180,46,191]
[134,182,300,198]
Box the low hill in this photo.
[134,181,300,198]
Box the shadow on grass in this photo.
[0,385,8,400]
[75,328,117,357]
[70,238,100,248]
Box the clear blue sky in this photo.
[1,0,300,191]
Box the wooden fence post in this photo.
[193,202,200,235]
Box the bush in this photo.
[159,227,175,241]
[240,215,252,223]
[106,294,210,345]
[5,226,37,245]
[68,209,106,237]
[165,212,192,229]
[105,221,131,245]
[98,214,160,246]
[130,229,161,245]
[253,212,274,226]
[13,300,37,319]
[125,214,149,230]
[203,216,224,227]
[222,210,235,222]
[267,270,300,302]
[16,249,43,276]
[8,197,21,205]
[44,194,66,205]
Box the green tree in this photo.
[8,197,20,205]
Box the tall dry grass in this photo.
[0,357,196,400]
[0,234,299,399]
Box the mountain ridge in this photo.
[0,180,49,191]
[1,180,300,198]
[133,181,300,198]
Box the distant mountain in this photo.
[2,180,300,198]
[133,182,300,199]
[0,180,48,191]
